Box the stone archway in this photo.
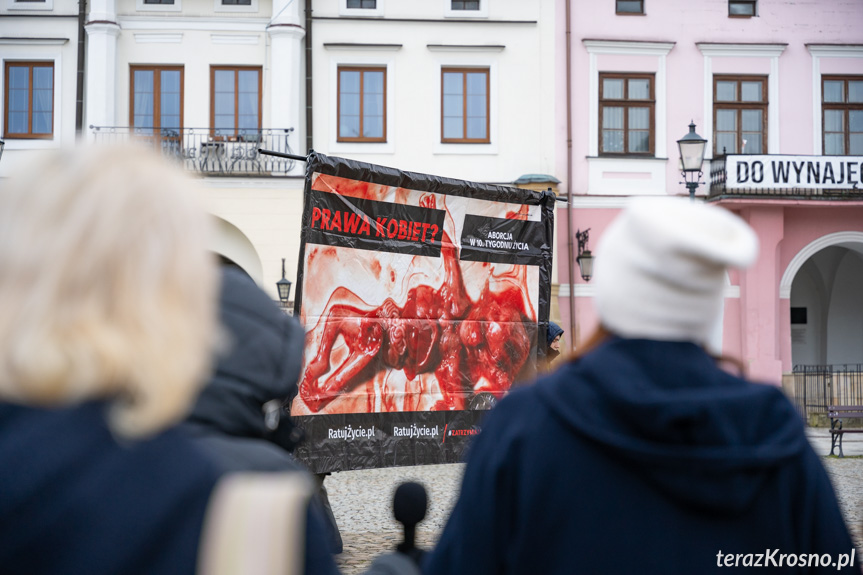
[210,216,264,285]
[781,232,863,367]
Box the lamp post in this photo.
[677,121,708,202]
[276,258,292,311]
[575,229,594,282]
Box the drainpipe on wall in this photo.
[304,0,313,154]
[75,0,86,134]
[565,0,576,352]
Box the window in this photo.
[4,62,53,139]
[346,0,375,7]
[130,66,183,140]
[599,73,654,155]
[221,0,251,5]
[822,76,863,155]
[143,0,174,4]
[211,66,261,139]
[729,0,755,17]
[338,67,386,142]
[9,0,54,10]
[713,75,767,155]
[441,68,489,144]
[451,0,479,9]
[616,0,643,14]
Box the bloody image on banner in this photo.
[291,153,555,472]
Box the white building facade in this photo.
[2,0,308,301]
[3,0,558,306]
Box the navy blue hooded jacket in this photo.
[0,401,219,575]
[424,337,857,574]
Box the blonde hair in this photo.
[0,144,220,438]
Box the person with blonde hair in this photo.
[0,144,235,574]
[424,197,858,574]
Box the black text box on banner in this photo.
[306,188,446,258]
[292,410,489,473]
[459,215,548,266]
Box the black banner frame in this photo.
[292,152,556,473]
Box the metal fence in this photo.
[89,126,300,176]
[792,364,863,419]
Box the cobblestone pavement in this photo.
[328,464,463,575]
[328,433,863,575]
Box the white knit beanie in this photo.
[593,197,759,345]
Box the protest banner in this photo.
[291,152,555,472]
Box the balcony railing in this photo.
[792,364,863,420]
[709,154,863,200]
[89,126,300,176]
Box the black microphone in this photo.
[393,481,428,565]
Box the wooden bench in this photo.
[828,405,863,457]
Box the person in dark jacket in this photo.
[0,145,225,575]
[545,321,564,368]
[182,265,343,563]
[424,197,858,574]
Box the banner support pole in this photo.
[258,148,309,162]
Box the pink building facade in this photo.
[556,0,863,386]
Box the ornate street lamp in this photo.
[276,258,292,310]
[575,229,594,282]
[677,121,708,201]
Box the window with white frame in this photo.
[341,0,383,16]
[4,61,54,139]
[137,0,180,12]
[599,72,654,155]
[214,0,256,13]
[8,0,53,10]
[444,0,487,18]
[822,76,863,155]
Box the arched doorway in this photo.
[210,216,264,285]
[782,233,863,367]
[781,233,863,416]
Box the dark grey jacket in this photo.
[184,266,306,470]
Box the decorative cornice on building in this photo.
[85,20,120,35]
[696,42,787,58]
[582,39,675,56]
[323,42,402,51]
[312,16,536,25]
[0,37,69,44]
[806,44,863,58]
[266,25,305,40]
[211,33,259,44]
[426,44,505,52]
[134,32,182,43]
[118,16,269,32]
